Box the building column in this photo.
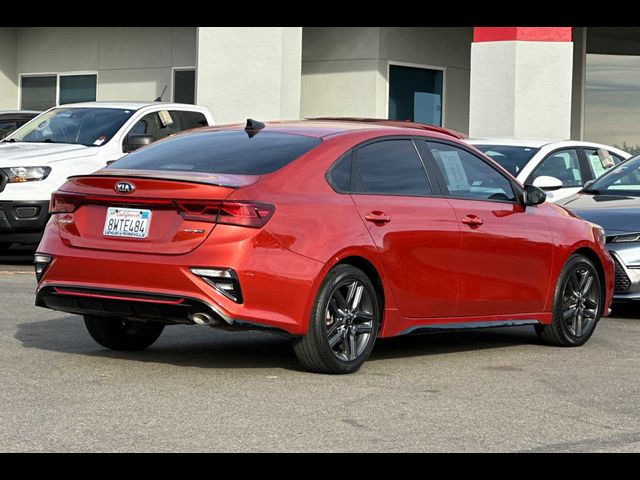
[469,27,573,139]
[195,27,302,124]
[0,27,18,110]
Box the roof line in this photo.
[306,117,467,140]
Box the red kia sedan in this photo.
[34,119,614,374]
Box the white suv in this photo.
[0,102,214,251]
[468,138,631,202]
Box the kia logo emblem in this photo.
[115,182,135,194]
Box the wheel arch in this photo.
[336,255,385,314]
[571,246,607,307]
[302,249,393,336]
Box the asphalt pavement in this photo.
[1,247,639,452]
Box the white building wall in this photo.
[301,27,472,133]
[301,27,381,118]
[0,28,18,109]
[12,27,196,106]
[196,27,302,124]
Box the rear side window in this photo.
[327,153,351,192]
[111,130,321,175]
[177,111,208,130]
[351,140,432,196]
[128,111,182,141]
[584,148,622,179]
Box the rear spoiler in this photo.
[68,169,260,189]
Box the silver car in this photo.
[558,154,640,301]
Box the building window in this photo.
[21,74,97,111]
[388,65,444,126]
[59,75,97,105]
[173,69,196,104]
[21,76,57,111]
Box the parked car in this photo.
[35,119,613,374]
[0,111,41,140]
[558,154,640,302]
[0,102,214,252]
[468,139,631,202]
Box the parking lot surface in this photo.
[1,250,639,452]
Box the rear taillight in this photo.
[49,192,83,214]
[49,193,275,228]
[34,254,52,282]
[175,201,275,228]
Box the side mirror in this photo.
[532,175,563,191]
[583,179,596,191]
[123,134,156,153]
[523,184,547,206]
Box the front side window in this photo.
[590,155,640,194]
[0,121,18,140]
[529,149,582,187]
[351,140,432,196]
[8,108,135,147]
[425,142,516,202]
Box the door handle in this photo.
[364,211,391,224]
[461,215,483,227]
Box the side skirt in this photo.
[398,319,540,336]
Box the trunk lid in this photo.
[55,171,260,255]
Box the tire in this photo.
[0,243,12,254]
[84,315,164,351]
[293,265,380,374]
[536,254,603,347]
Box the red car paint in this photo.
[35,120,614,337]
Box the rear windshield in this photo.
[109,130,322,175]
[473,145,540,177]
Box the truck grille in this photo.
[613,257,632,292]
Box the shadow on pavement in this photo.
[0,244,36,266]
[610,303,640,319]
[14,314,541,371]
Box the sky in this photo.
[585,54,640,149]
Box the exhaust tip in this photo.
[191,313,216,326]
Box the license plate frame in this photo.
[103,207,152,239]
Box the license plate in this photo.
[103,207,151,239]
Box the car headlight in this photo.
[587,223,606,246]
[612,233,640,243]
[1,166,51,183]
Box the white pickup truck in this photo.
[0,102,214,251]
